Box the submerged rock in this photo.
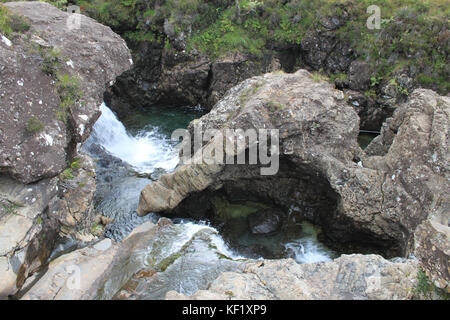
[248,209,283,235]
[166,254,419,300]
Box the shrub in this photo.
[56,73,82,123]
[59,167,74,180]
[26,116,45,133]
[39,47,61,75]
[0,4,30,35]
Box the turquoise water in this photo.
[83,103,205,240]
[358,132,378,149]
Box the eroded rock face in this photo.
[0,2,132,298]
[137,70,449,275]
[105,49,282,118]
[166,254,419,300]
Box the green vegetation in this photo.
[91,221,104,236]
[224,290,235,297]
[56,73,82,123]
[335,0,449,94]
[31,44,83,124]
[39,47,61,75]
[265,100,285,112]
[70,157,81,170]
[0,0,68,10]
[157,252,183,272]
[0,198,23,216]
[329,73,347,82]
[26,116,45,133]
[0,3,30,36]
[311,71,328,83]
[61,0,447,94]
[59,158,83,181]
[413,268,450,300]
[59,167,74,180]
[364,90,377,99]
[4,0,448,95]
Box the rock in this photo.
[0,256,16,298]
[106,48,283,116]
[1,1,132,184]
[20,238,119,300]
[0,2,132,298]
[0,154,97,297]
[99,215,114,226]
[344,89,394,131]
[300,27,355,73]
[414,215,450,293]
[248,209,283,235]
[20,221,164,300]
[137,70,449,268]
[134,269,157,279]
[54,154,97,235]
[348,61,372,91]
[206,52,280,107]
[166,254,419,300]
[157,54,211,106]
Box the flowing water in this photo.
[82,103,337,299]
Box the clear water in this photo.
[83,103,337,299]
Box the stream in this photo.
[82,103,337,299]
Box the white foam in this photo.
[171,222,244,261]
[284,238,333,264]
[90,103,179,173]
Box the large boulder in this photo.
[0,1,132,183]
[137,70,449,289]
[166,254,419,300]
[0,1,132,298]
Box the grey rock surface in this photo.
[166,254,419,300]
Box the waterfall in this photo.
[88,103,179,173]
